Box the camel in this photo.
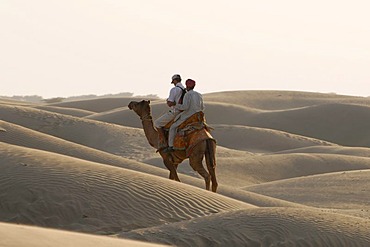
[128,100,218,192]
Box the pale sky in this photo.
[1,0,370,98]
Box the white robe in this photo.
[168,89,204,147]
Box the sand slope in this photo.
[244,170,370,215]
[34,105,95,117]
[0,222,165,247]
[0,142,253,234]
[120,208,370,247]
[216,153,370,187]
[87,99,370,148]
[274,145,370,157]
[211,124,335,152]
[49,97,161,113]
[0,104,153,160]
[244,103,370,147]
[0,120,156,166]
[204,90,370,110]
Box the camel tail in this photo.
[205,139,216,169]
[205,139,218,192]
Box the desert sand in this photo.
[1,90,370,246]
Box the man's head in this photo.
[185,79,196,90]
[171,74,181,84]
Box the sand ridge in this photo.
[203,90,370,110]
[49,97,161,113]
[120,207,370,247]
[0,104,154,160]
[33,105,96,117]
[244,169,370,214]
[0,142,253,234]
[0,222,166,247]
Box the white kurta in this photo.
[168,89,204,147]
[153,83,185,128]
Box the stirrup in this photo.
[162,146,175,153]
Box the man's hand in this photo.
[167,101,176,107]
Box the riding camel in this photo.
[128,100,218,192]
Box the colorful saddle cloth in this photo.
[174,127,214,157]
[162,112,215,157]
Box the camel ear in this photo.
[148,100,150,104]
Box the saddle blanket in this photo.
[173,128,215,157]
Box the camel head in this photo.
[128,100,151,119]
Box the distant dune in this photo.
[245,169,370,218]
[33,105,95,117]
[204,90,370,110]
[49,97,161,113]
[1,90,370,246]
[210,124,335,152]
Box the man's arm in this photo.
[166,87,178,107]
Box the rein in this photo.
[140,114,152,121]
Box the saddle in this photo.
[158,112,215,157]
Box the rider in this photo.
[154,74,185,145]
[164,78,204,153]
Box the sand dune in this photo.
[0,120,305,208]
[120,208,370,247]
[243,103,370,147]
[49,97,161,113]
[204,90,370,110]
[138,151,370,188]
[86,100,259,128]
[89,99,370,149]
[244,169,370,216]
[0,142,253,233]
[204,103,370,147]
[34,105,95,117]
[211,124,335,153]
[274,145,370,157]
[216,153,370,187]
[2,90,370,246]
[0,119,160,172]
[0,104,153,160]
[0,222,166,247]
[0,99,37,106]
[85,100,176,127]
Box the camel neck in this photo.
[141,116,159,149]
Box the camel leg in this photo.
[189,152,210,191]
[171,163,180,181]
[205,140,218,192]
[207,162,218,192]
[162,156,180,182]
[156,127,168,149]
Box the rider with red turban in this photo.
[164,79,204,153]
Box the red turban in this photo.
[185,79,196,87]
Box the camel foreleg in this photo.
[162,155,181,182]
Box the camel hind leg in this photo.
[205,139,218,192]
[189,143,210,190]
